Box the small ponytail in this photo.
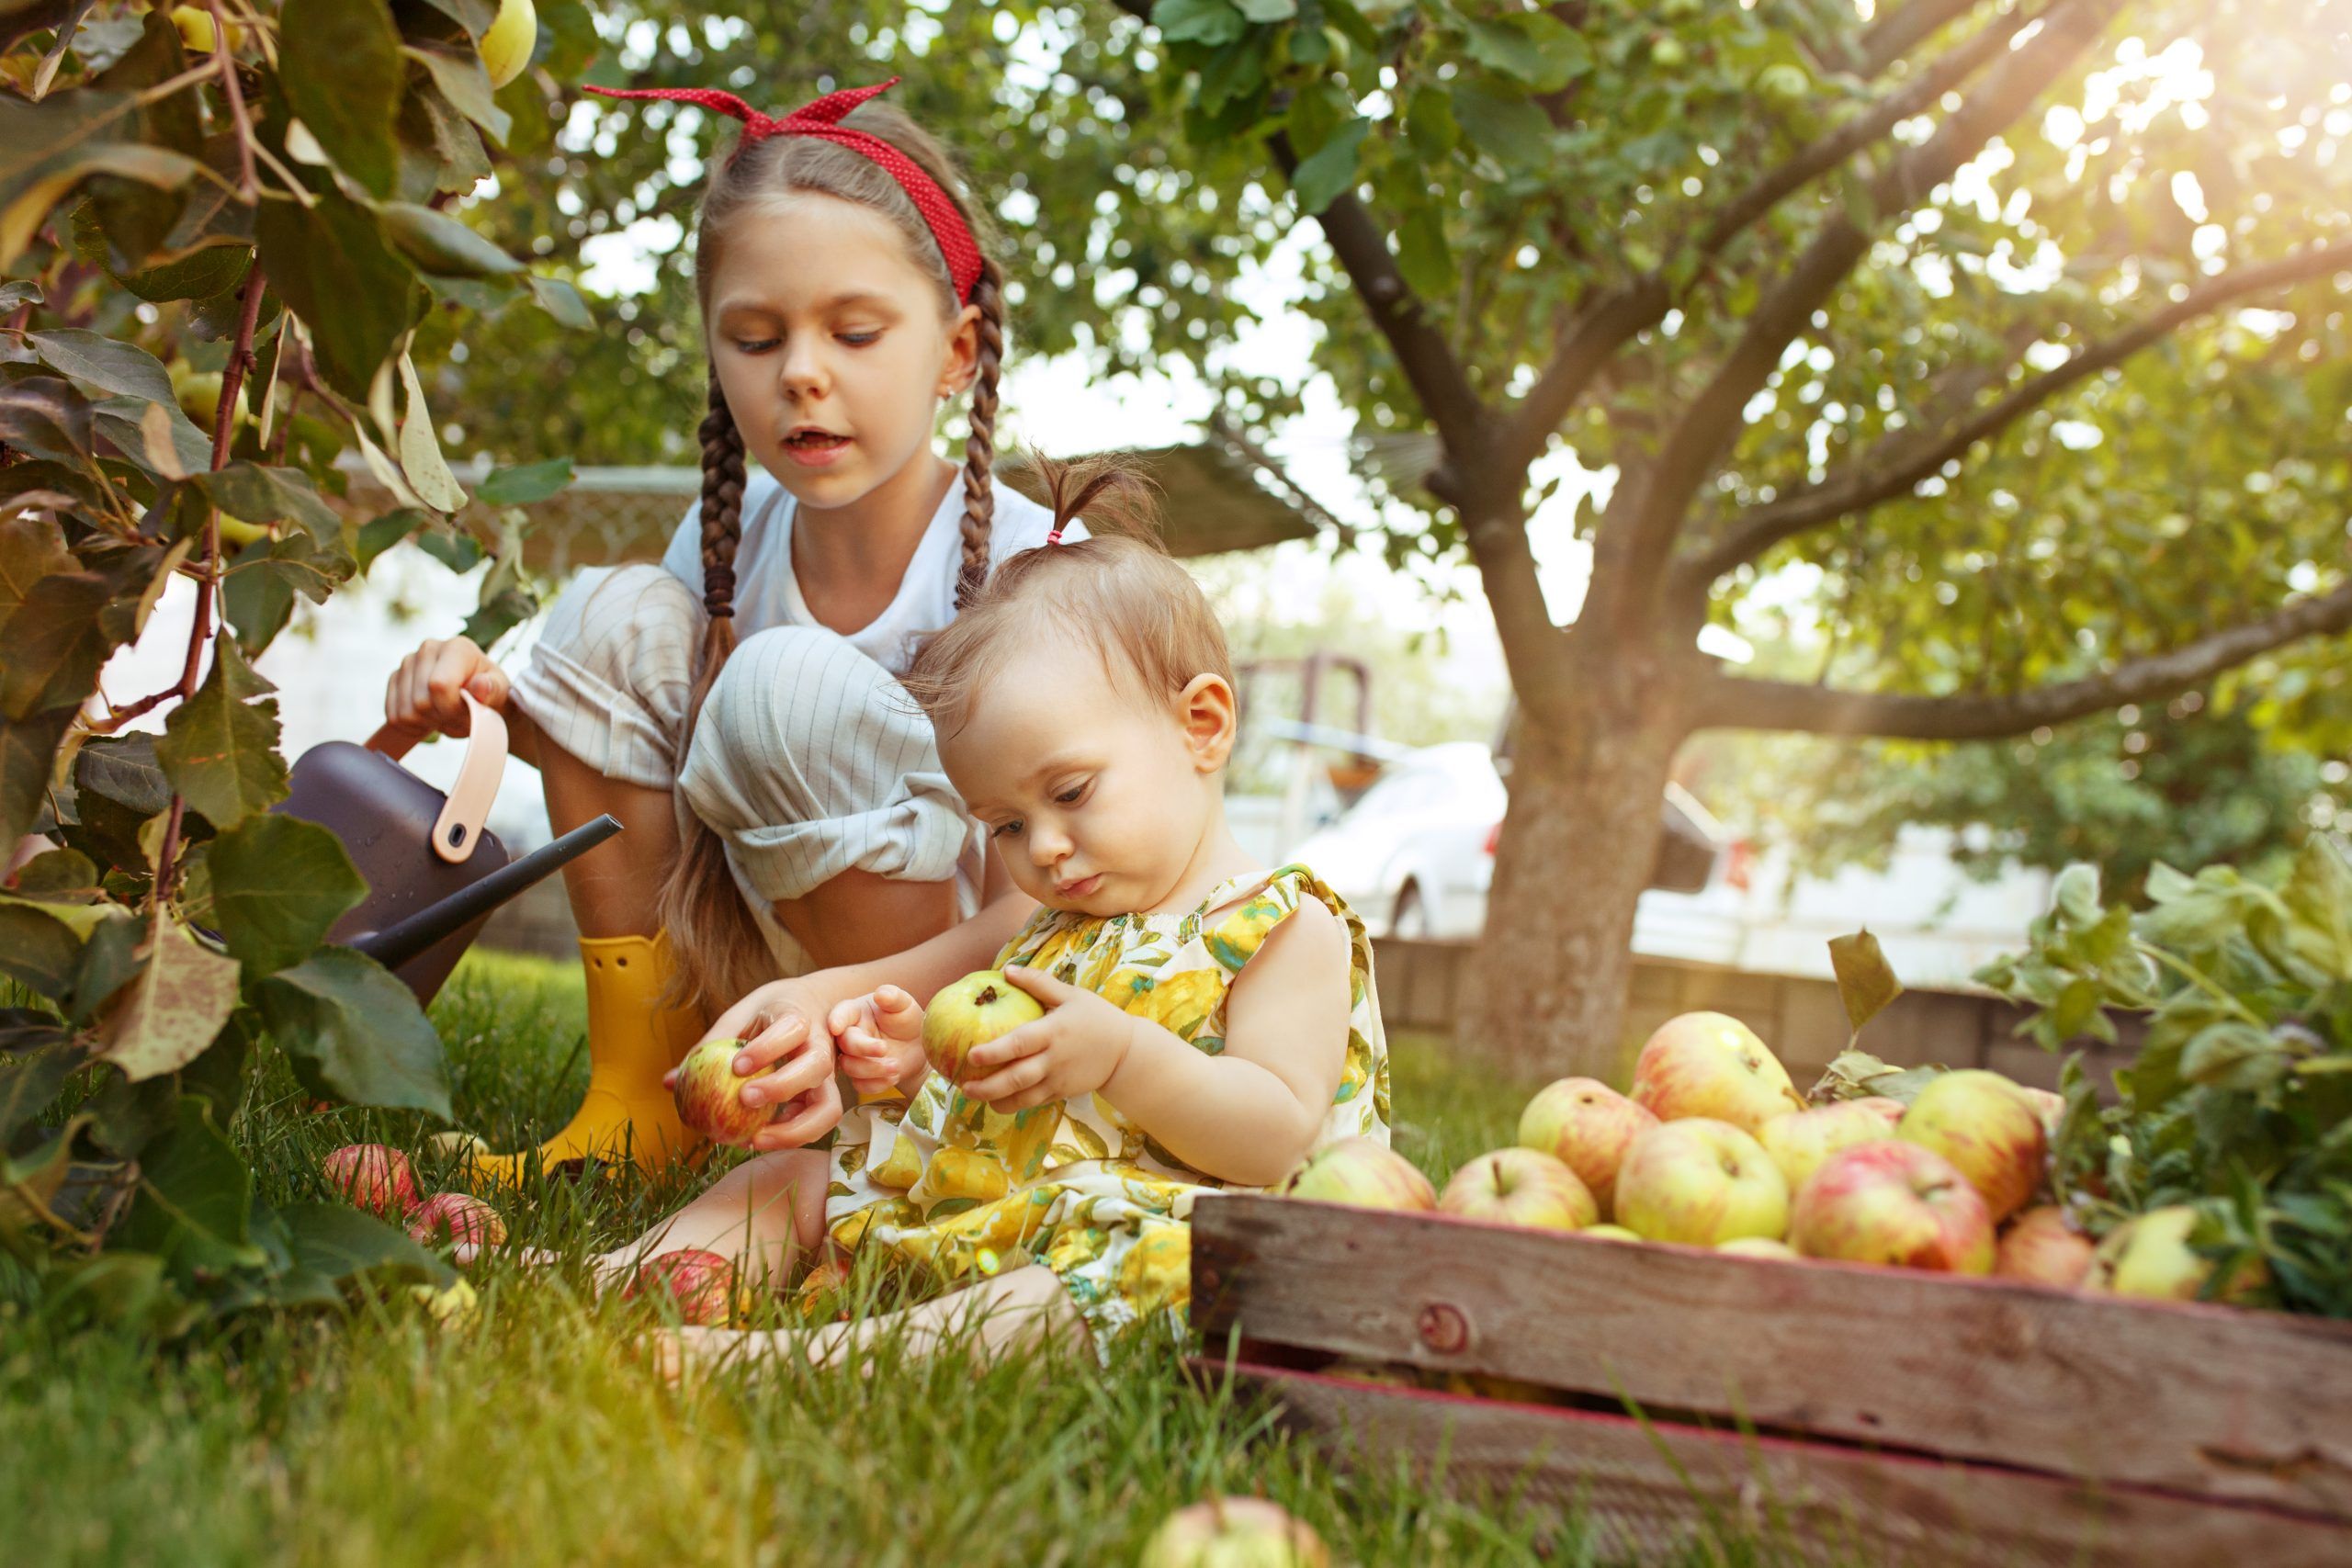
[954,254,1006,609]
[656,374,774,1016]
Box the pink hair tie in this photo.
[584,76,984,305]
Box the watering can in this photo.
[275,692,620,1005]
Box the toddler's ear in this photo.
[1176,673,1238,772]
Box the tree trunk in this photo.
[1452,648,1690,1083]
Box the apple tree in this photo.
[1,1,599,1330]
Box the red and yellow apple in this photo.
[1612,1118,1790,1247]
[1789,1140,1995,1273]
[2018,1086,2067,1142]
[1438,1147,1597,1232]
[1996,1204,2093,1289]
[405,1191,507,1251]
[1580,1224,1642,1241]
[323,1144,420,1219]
[670,1036,778,1146]
[1758,1099,1905,1194]
[1629,1012,1805,1134]
[1139,1497,1329,1568]
[922,970,1046,1086]
[1896,1069,2047,1222]
[1275,1137,1435,1213]
[625,1248,743,1325]
[1718,1236,1799,1260]
[1516,1077,1657,1217]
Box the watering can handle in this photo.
[362,691,508,865]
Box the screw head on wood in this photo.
[1416,1302,1471,1355]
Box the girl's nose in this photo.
[775,339,828,400]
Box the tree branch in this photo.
[1859,0,1994,76]
[1591,0,2120,635]
[1491,0,2041,484]
[1687,579,2352,739]
[1675,238,2352,589]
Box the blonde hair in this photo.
[901,454,1235,740]
[656,93,1011,1016]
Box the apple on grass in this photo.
[1629,1012,1805,1134]
[1439,1148,1597,1232]
[1612,1119,1789,1247]
[625,1249,742,1326]
[1139,1497,1328,1568]
[1275,1137,1435,1213]
[1516,1077,1657,1217]
[1896,1069,2048,1222]
[1789,1141,1994,1274]
[323,1144,419,1220]
[405,1192,507,1252]
[922,970,1046,1087]
[1758,1099,1905,1193]
[1996,1205,2094,1289]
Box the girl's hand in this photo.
[383,636,510,746]
[826,985,928,1098]
[956,964,1139,1112]
[669,977,852,1151]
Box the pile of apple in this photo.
[1282,1012,2235,1303]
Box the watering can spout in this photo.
[345,814,622,974]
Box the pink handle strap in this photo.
[363,692,507,864]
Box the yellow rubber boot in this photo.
[471,933,707,1185]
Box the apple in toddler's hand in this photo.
[922,970,1046,1085]
[1139,1497,1329,1568]
[1275,1137,1435,1213]
[1630,1012,1805,1134]
[1612,1118,1790,1247]
[1439,1148,1597,1232]
[323,1144,420,1220]
[1996,1204,2093,1289]
[1789,1140,1995,1273]
[625,1248,743,1326]
[1758,1100,1905,1194]
[671,1037,780,1146]
[1896,1069,2047,1222]
[1516,1077,1657,1217]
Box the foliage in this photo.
[1978,842,2352,1317]
[1,2,598,1330]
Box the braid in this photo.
[954,254,1005,610]
[695,373,746,625]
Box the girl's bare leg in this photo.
[583,1147,832,1291]
[538,737,680,940]
[655,1264,1086,1381]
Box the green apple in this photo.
[1275,1136,1435,1213]
[1516,1076,1657,1218]
[1613,1118,1789,1247]
[2088,1205,2266,1303]
[922,969,1045,1085]
[1789,1140,1995,1273]
[1139,1497,1329,1568]
[1897,1070,2047,1223]
[1757,62,1812,105]
[479,0,537,89]
[1758,1099,1904,1194]
[1438,1147,1597,1232]
[1630,1012,1805,1134]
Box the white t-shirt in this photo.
[661,466,1085,677]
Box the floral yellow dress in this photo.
[818,862,1390,1352]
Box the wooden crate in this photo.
[1188,1194,2352,1566]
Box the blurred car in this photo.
[1289,742,1728,942]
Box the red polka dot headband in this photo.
[583,76,983,305]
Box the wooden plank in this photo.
[1194,1360,2352,1568]
[1191,1194,2352,1518]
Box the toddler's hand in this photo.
[826,985,927,1097]
[957,965,1139,1112]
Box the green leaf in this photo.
[28,325,178,406]
[0,377,95,462]
[1827,928,1905,1040]
[354,507,428,570]
[69,910,143,1022]
[1449,82,1552,171]
[0,1042,77,1146]
[1290,118,1370,215]
[524,274,590,329]
[396,351,468,512]
[220,530,356,654]
[113,1094,265,1276]
[116,242,252,304]
[459,583,537,650]
[475,457,571,506]
[1394,205,1457,299]
[95,910,241,1082]
[0,709,73,848]
[279,1201,443,1286]
[379,200,523,277]
[0,902,82,998]
[206,813,368,976]
[85,1064,182,1159]
[156,636,287,827]
[1806,1047,1948,1107]
[196,461,345,538]
[254,187,419,400]
[1234,0,1295,18]
[90,393,210,479]
[2,515,79,633]
[403,43,514,146]
[0,570,113,719]
[1461,14,1590,94]
[1152,0,1248,47]
[281,0,406,199]
[0,89,201,271]
[258,947,451,1117]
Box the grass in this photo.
[2,952,1809,1567]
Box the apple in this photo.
[405,1192,507,1251]
[1757,62,1812,106]
[2018,1087,2067,1142]
[2087,1205,2265,1303]
[1789,1141,1995,1274]
[169,6,244,53]
[922,970,1046,1086]
[409,1278,479,1325]
[1629,1012,1805,1134]
[1650,36,1689,69]
[1896,1070,2047,1222]
[625,1248,742,1326]
[1438,1147,1597,1232]
[1996,1204,2093,1289]
[1612,1118,1790,1247]
[1580,1224,1642,1241]
[427,1130,493,1160]
[479,0,537,89]
[1516,1077,1657,1217]
[323,1144,419,1219]
[1717,1235,1799,1260]
[1275,1137,1435,1213]
[670,1036,779,1146]
[1325,1359,1419,1389]
[1139,1497,1329,1568]
[1758,1100,1905,1194]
